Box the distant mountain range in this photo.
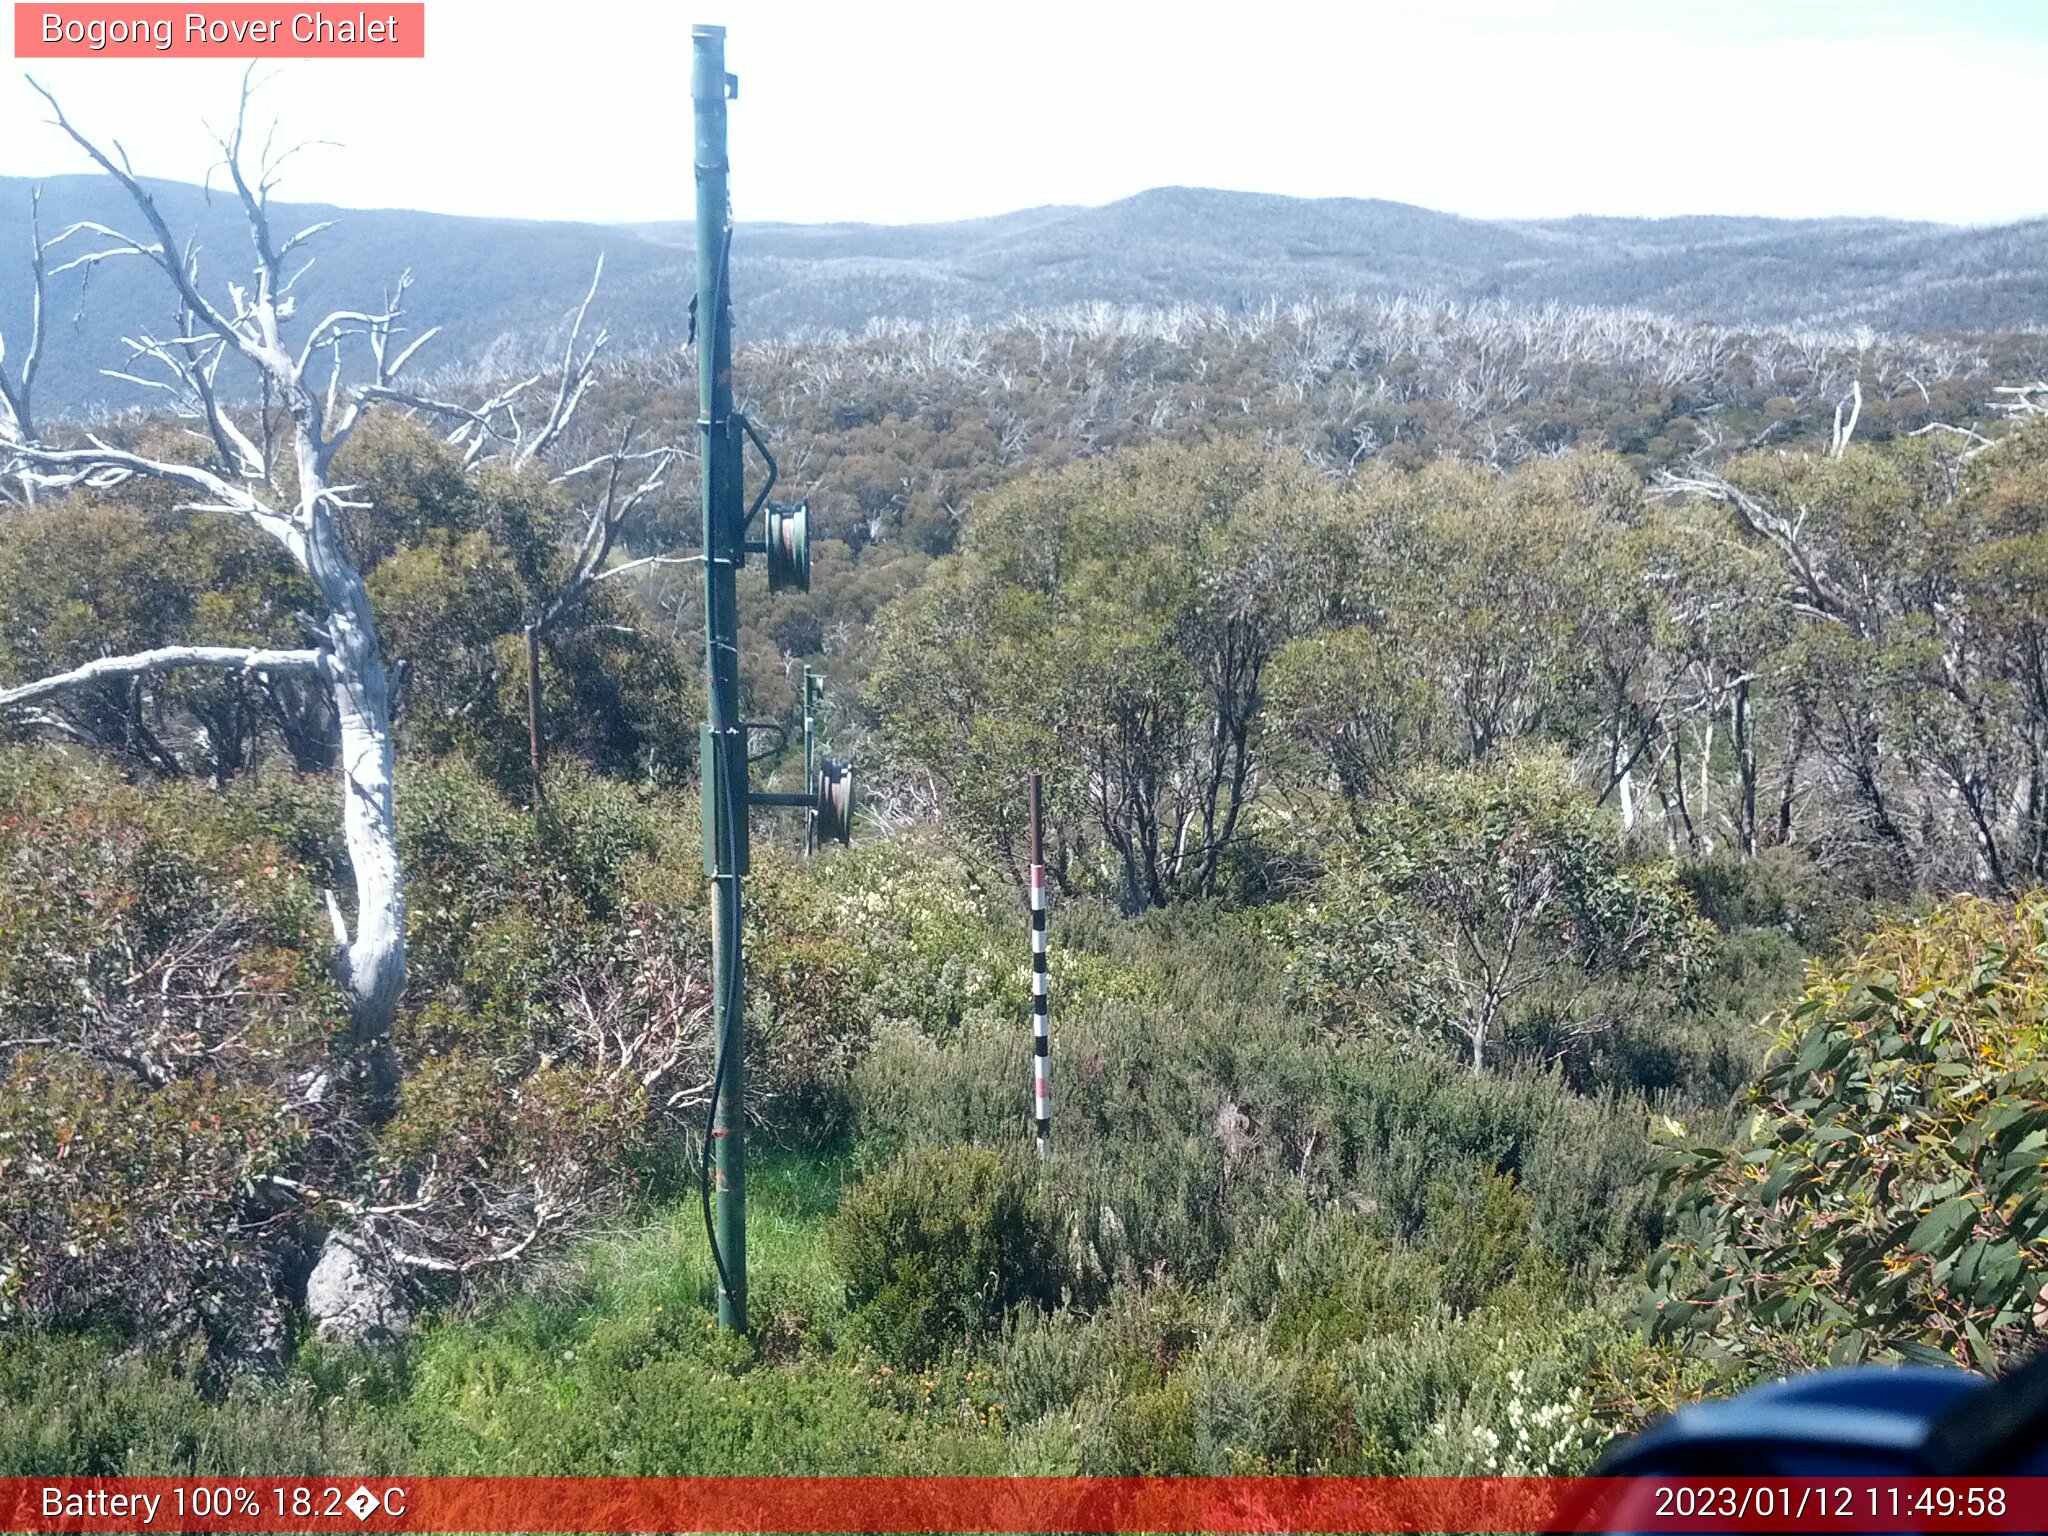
[3,176,2044,415]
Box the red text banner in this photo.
[13,5,425,58]
[2,1477,2047,1533]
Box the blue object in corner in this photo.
[1598,1365,1990,1477]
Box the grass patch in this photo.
[1,1147,1007,1476]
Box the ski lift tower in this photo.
[692,23,853,1333]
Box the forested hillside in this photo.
[9,172,2048,415]
[9,119,2048,1480]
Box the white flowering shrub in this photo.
[1414,1365,1604,1475]
[810,843,1018,1039]
[807,841,1147,1042]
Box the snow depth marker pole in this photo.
[1029,771,1051,1158]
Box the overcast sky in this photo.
[3,0,2044,228]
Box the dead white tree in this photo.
[0,187,48,502]
[1829,379,1863,458]
[1993,382,2048,421]
[365,255,607,471]
[514,429,680,796]
[0,79,425,1050]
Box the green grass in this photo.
[0,1148,1009,1476]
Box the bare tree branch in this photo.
[27,77,276,380]
[0,645,322,710]
[586,552,700,585]
[1655,469,1858,630]
[6,434,301,537]
[536,433,680,632]
[362,373,538,466]
[514,256,608,468]
[1992,382,2048,419]
[1910,421,1999,458]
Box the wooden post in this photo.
[524,623,544,806]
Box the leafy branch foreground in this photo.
[1655,893,2048,1374]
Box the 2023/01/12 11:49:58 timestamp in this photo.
[1640,1480,2011,1525]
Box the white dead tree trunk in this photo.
[0,79,422,1049]
[1654,468,1861,634]
[1830,379,1863,459]
[0,187,48,504]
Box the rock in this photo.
[199,1276,293,1380]
[304,1230,409,1346]
[229,1294,293,1375]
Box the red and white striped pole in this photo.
[1028,771,1050,1158]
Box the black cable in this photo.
[697,693,746,1320]
[694,226,744,1327]
[697,790,740,1319]
[697,716,743,1320]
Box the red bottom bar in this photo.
[4,1477,2045,1533]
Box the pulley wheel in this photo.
[814,758,853,845]
[766,500,810,593]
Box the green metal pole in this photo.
[694,21,746,1333]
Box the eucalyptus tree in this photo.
[1289,752,1705,1075]
[873,441,1342,906]
[1660,426,2048,893]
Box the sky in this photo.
[2,0,2046,229]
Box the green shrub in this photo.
[833,1145,1060,1366]
[1649,892,2048,1372]
[1186,1330,1355,1472]
[737,855,875,1143]
[806,841,1016,1041]
[996,1281,1207,1423]
[0,744,859,1346]
[0,749,339,1343]
[1680,844,1886,949]
[994,1234,1627,1476]
[1420,1166,1543,1316]
[0,1057,305,1340]
[1346,1293,1616,1474]
[0,1331,409,1476]
[397,753,552,1002]
[1577,913,1809,1103]
[1219,1211,1439,1354]
[1288,751,1706,1076]
[849,899,1664,1289]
